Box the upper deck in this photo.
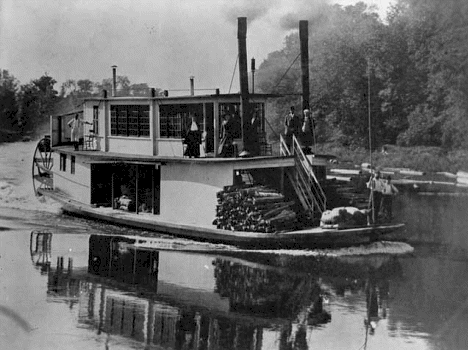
[50,92,280,159]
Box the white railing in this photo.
[280,134,327,214]
[291,134,327,213]
[279,134,290,156]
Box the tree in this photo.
[130,83,150,96]
[307,3,387,148]
[60,79,77,97]
[117,76,130,95]
[95,78,113,95]
[0,69,19,135]
[390,0,468,148]
[18,75,58,134]
[76,79,94,96]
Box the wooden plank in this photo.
[330,168,360,175]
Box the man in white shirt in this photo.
[68,114,92,150]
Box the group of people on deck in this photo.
[217,110,261,158]
[284,106,316,154]
[367,170,399,222]
[184,110,260,158]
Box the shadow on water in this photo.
[29,231,406,350]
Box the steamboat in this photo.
[32,18,404,249]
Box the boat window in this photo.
[159,104,203,138]
[110,105,150,137]
[218,102,265,138]
[60,153,67,172]
[93,106,99,134]
[218,103,241,139]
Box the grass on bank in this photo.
[314,143,468,174]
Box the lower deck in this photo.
[49,146,299,229]
[38,188,405,249]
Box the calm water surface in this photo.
[1,141,468,350]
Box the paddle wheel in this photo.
[32,137,54,195]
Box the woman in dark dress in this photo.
[183,115,201,158]
[244,110,260,156]
[218,113,237,157]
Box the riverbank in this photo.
[316,143,468,174]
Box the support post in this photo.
[238,17,250,147]
[299,20,310,111]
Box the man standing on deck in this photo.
[284,106,301,150]
[367,170,384,222]
[242,109,260,157]
[381,175,399,220]
[68,114,92,151]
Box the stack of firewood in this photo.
[213,185,297,233]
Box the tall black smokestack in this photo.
[238,17,249,145]
[238,17,249,96]
[299,20,310,111]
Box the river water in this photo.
[1,141,468,350]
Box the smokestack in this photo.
[190,76,195,96]
[299,21,310,111]
[238,18,249,96]
[238,17,249,147]
[111,65,117,97]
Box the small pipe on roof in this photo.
[190,76,195,96]
[111,65,117,97]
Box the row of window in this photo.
[60,154,75,174]
[159,104,205,138]
[110,105,150,137]
[107,103,265,139]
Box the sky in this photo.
[0,0,395,94]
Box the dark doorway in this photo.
[152,166,161,215]
[205,103,214,153]
[91,164,113,207]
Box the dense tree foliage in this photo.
[18,75,58,135]
[0,70,19,139]
[257,0,468,150]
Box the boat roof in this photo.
[52,109,84,118]
[82,92,282,102]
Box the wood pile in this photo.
[213,185,297,233]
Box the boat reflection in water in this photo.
[31,232,402,350]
